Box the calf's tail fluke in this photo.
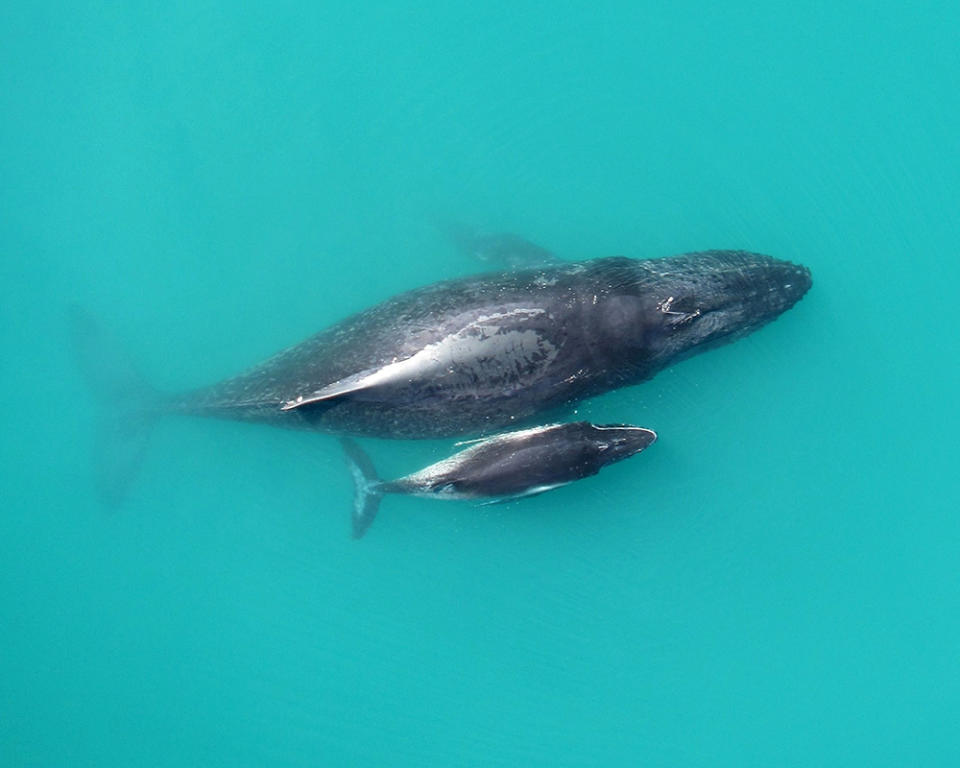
[69,305,161,506]
[339,437,384,539]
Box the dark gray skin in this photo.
[170,250,811,439]
[342,422,658,538]
[387,422,655,498]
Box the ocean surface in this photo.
[2,2,958,766]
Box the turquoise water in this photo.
[3,2,958,765]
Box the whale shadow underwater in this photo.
[72,240,811,525]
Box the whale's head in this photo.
[595,251,812,373]
[590,424,658,466]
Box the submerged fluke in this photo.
[340,438,385,538]
[69,306,161,506]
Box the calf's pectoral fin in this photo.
[476,482,571,505]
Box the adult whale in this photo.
[73,250,811,501]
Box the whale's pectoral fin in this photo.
[280,393,335,411]
[436,219,562,270]
[476,482,571,505]
[279,361,402,410]
[283,306,562,412]
[280,376,372,411]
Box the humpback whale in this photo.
[341,422,658,538]
[72,249,811,502]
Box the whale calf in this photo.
[73,249,810,502]
[341,422,657,538]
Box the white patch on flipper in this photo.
[281,308,559,409]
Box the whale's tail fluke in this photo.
[339,437,385,539]
[69,306,161,506]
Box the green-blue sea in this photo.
[3,2,958,765]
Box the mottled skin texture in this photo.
[169,251,811,439]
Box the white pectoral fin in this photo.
[281,373,376,411]
[280,338,457,411]
[282,307,558,412]
[476,482,571,506]
[280,363,407,411]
